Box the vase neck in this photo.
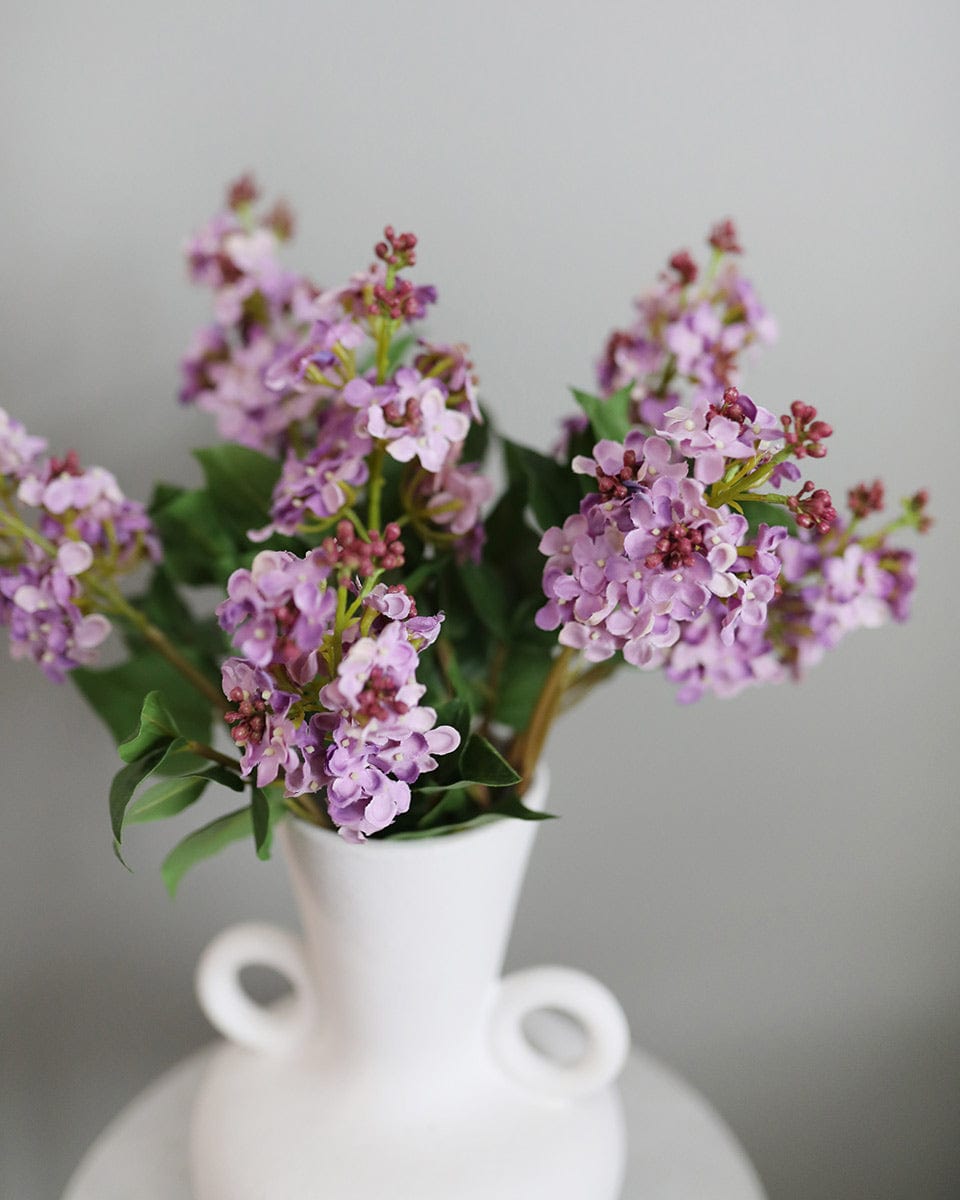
[280,811,542,1069]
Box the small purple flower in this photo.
[253,409,372,540]
[0,408,48,478]
[0,552,112,682]
[366,368,470,473]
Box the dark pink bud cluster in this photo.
[356,664,409,723]
[595,447,643,500]
[374,226,418,269]
[780,400,832,459]
[382,395,421,429]
[906,489,933,533]
[847,479,884,519]
[788,482,837,533]
[224,685,267,746]
[708,219,742,254]
[318,520,405,578]
[48,449,83,479]
[708,385,751,426]
[668,250,698,286]
[644,521,707,571]
[369,277,422,320]
[264,199,295,241]
[227,173,260,210]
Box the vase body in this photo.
[190,770,630,1200]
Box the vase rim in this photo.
[280,763,550,859]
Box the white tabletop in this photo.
[63,1045,766,1199]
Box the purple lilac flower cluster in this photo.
[538,222,929,702]
[0,409,157,680]
[595,219,777,433]
[216,542,460,841]
[183,181,492,563]
[0,197,929,865]
[536,430,776,672]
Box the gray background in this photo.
[1,2,958,1197]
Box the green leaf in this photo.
[484,483,549,598]
[433,697,472,739]
[251,787,272,859]
[128,569,228,663]
[118,691,180,764]
[124,774,209,824]
[414,713,517,797]
[503,440,583,533]
[394,798,555,839]
[390,814,502,840]
[194,444,281,538]
[194,763,246,792]
[148,480,185,514]
[73,652,214,751]
[492,639,555,731]
[133,566,196,645]
[572,384,633,444]
[455,560,510,640]
[150,487,239,585]
[743,499,797,539]
[415,786,473,829]
[458,733,521,789]
[461,402,492,466]
[490,793,555,821]
[123,759,244,825]
[160,807,256,897]
[109,745,169,846]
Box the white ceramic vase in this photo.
[190,769,631,1200]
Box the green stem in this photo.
[331,583,349,667]
[0,508,58,556]
[653,353,677,398]
[367,442,386,530]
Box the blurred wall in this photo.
[1,2,958,1197]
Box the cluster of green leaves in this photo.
[108,691,282,896]
[72,444,299,889]
[379,698,549,840]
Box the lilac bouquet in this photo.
[0,179,930,891]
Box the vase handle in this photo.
[489,965,630,1101]
[194,921,317,1055]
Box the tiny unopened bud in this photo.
[708,218,742,254]
[227,173,259,210]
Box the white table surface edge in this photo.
[63,1044,767,1200]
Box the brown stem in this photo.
[285,793,334,830]
[509,646,575,793]
[139,621,229,712]
[183,740,242,772]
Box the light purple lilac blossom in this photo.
[0,547,111,682]
[537,435,746,667]
[218,547,459,841]
[595,231,777,421]
[0,423,158,680]
[0,409,48,478]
